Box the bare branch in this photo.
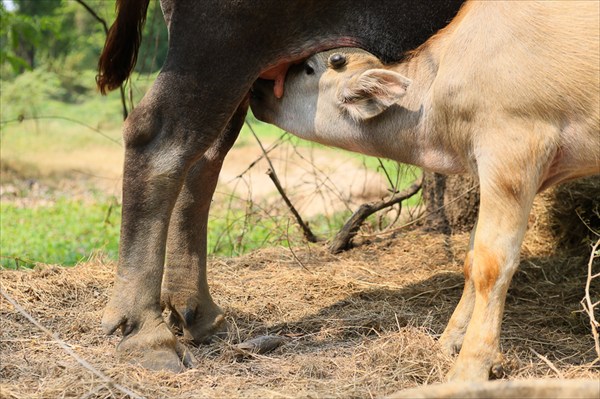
[74,0,129,119]
[267,167,318,243]
[74,0,109,34]
[245,121,318,243]
[233,132,287,180]
[330,175,423,253]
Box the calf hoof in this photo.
[446,351,504,381]
[439,332,463,356]
[166,301,228,345]
[491,363,505,379]
[490,352,505,379]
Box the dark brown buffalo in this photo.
[97,0,464,373]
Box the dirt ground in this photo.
[1,224,599,398]
[1,139,598,398]
[1,137,391,217]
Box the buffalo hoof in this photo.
[134,347,186,373]
[128,341,195,372]
[103,305,192,372]
[166,300,228,345]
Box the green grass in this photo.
[0,197,121,268]
[0,195,357,268]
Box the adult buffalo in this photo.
[97,0,464,375]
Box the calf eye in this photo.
[304,64,315,75]
[329,53,347,69]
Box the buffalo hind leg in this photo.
[162,101,248,344]
[101,80,244,371]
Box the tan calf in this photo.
[251,1,600,381]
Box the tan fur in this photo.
[251,0,599,382]
[471,244,501,301]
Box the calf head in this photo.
[251,48,411,152]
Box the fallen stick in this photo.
[330,176,423,253]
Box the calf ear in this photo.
[338,69,411,120]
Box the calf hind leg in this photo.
[162,101,248,344]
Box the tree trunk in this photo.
[422,172,479,234]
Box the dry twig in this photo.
[245,121,318,243]
[530,347,563,378]
[581,238,600,361]
[0,285,144,399]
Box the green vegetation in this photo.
[1,197,121,268]
[0,194,358,268]
[0,0,420,269]
[1,0,166,78]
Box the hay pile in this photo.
[526,176,600,256]
[1,227,598,398]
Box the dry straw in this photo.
[1,225,598,398]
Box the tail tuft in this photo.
[97,0,151,94]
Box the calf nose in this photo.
[251,78,274,102]
[250,79,276,123]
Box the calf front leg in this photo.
[162,101,248,344]
[439,226,476,354]
[445,199,529,380]
[445,126,555,381]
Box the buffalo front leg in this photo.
[101,110,187,371]
[162,101,248,344]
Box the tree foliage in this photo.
[1,0,167,78]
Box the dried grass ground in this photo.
[1,226,598,398]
